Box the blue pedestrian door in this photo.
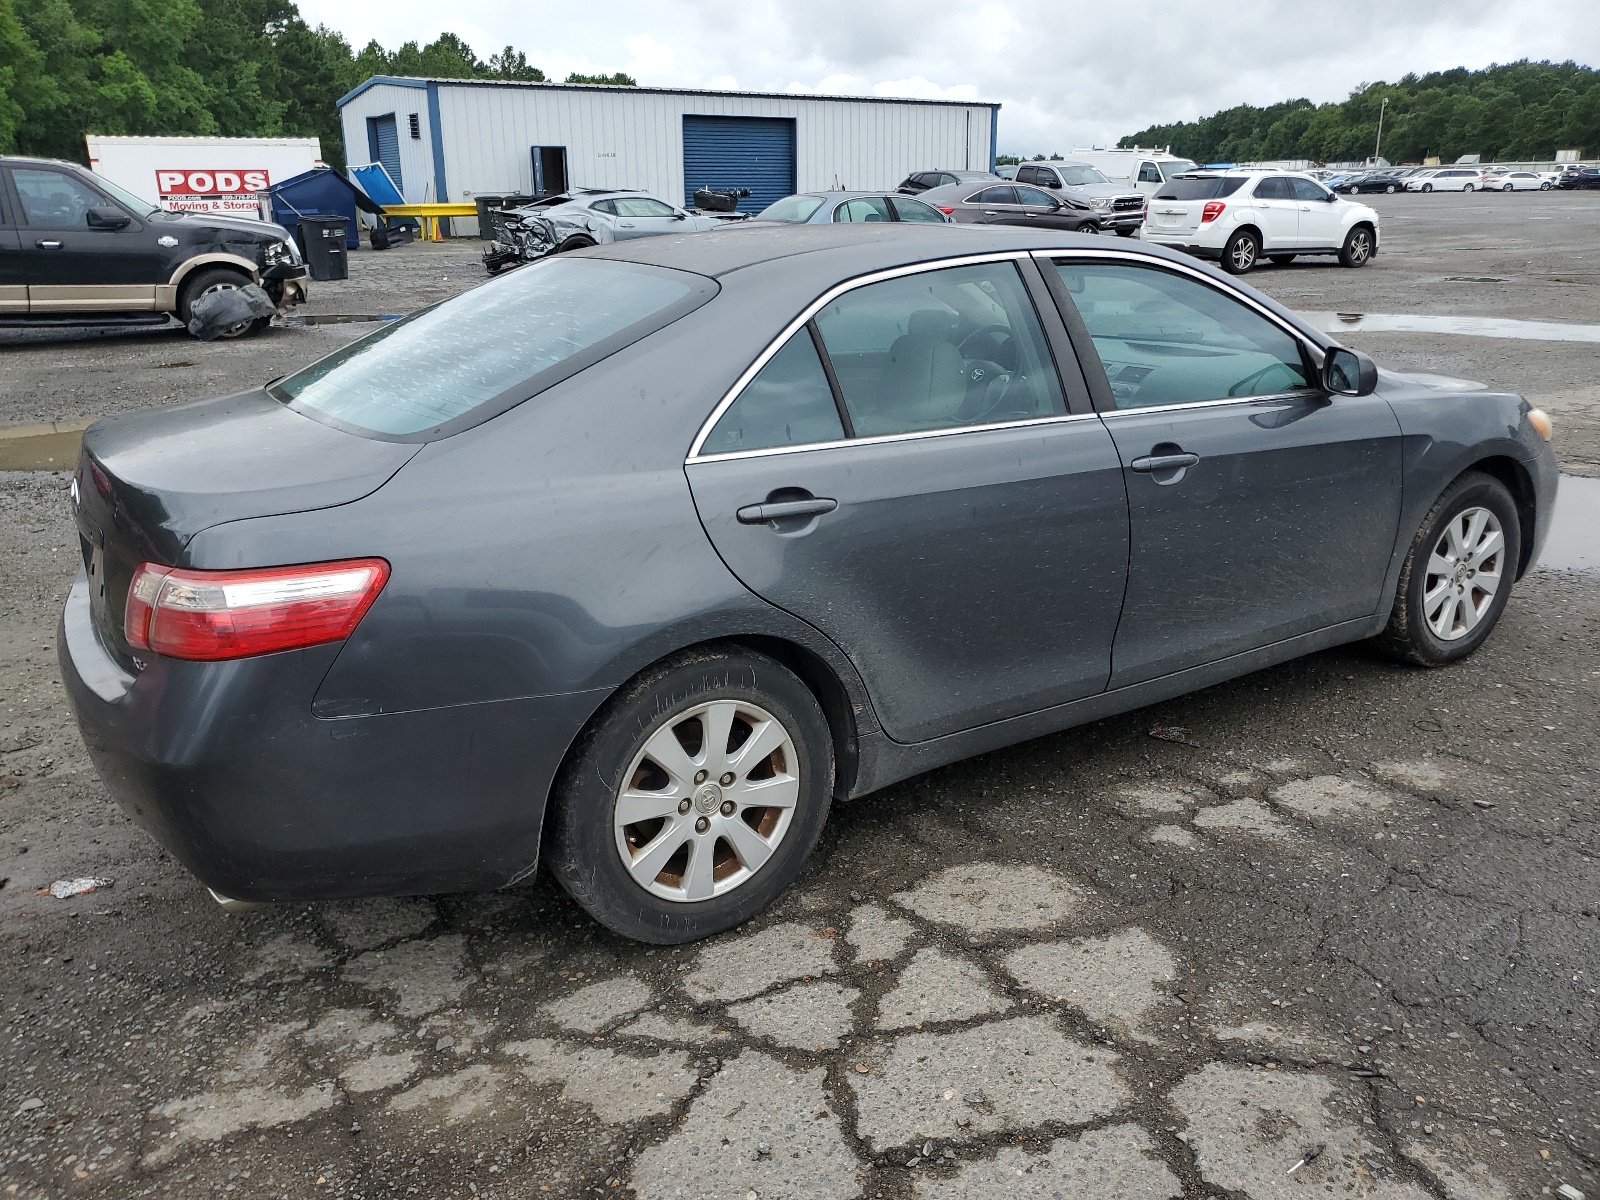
[682,116,796,214]
[366,114,404,192]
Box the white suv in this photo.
[1141,170,1381,275]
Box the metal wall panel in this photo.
[428,83,995,214]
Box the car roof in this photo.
[580,222,1251,287]
[0,155,88,170]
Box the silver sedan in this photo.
[746,191,952,225]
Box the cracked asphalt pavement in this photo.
[2,196,1598,1200]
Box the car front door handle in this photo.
[619,222,635,228]
[736,498,838,524]
[1130,452,1200,473]
[35,240,63,249]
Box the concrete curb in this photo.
[0,418,93,471]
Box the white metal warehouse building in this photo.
[336,76,999,232]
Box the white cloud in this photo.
[297,0,1600,152]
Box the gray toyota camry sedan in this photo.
[61,224,1557,943]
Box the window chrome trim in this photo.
[1028,246,1329,365]
[687,250,1043,462]
[689,410,1102,464]
[1095,390,1321,420]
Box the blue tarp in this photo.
[264,167,378,250]
[348,163,405,208]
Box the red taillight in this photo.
[1201,201,1226,223]
[1142,200,1150,222]
[124,559,390,662]
[937,206,956,214]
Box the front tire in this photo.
[1375,472,1521,666]
[1269,254,1296,265]
[1115,226,1139,237]
[1221,228,1260,274]
[178,267,268,340]
[1339,225,1374,268]
[1422,183,1433,192]
[545,645,834,943]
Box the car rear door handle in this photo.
[35,240,63,249]
[1130,452,1200,472]
[736,498,838,523]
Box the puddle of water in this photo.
[1299,311,1600,343]
[1539,475,1600,573]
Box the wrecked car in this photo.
[1,155,307,338]
[483,189,745,273]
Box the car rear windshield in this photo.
[756,195,825,222]
[1153,176,1247,200]
[270,257,715,440]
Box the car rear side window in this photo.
[834,197,893,223]
[889,197,947,223]
[971,186,1018,204]
[700,328,846,455]
[813,261,1065,437]
[271,257,714,439]
[1153,177,1246,201]
[1048,260,1312,409]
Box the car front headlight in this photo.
[263,239,301,267]
[1090,198,1111,209]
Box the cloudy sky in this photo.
[300,0,1600,153]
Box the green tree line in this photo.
[1120,60,1600,164]
[0,0,634,167]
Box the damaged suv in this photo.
[0,155,307,338]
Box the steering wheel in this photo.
[1227,361,1303,397]
[957,324,1018,372]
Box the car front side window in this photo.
[1014,186,1058,208]
[1048,259,1313,410]
[1289,178,1330,202]
[1138,162,1162,183]
[813,260,1065,437]
[13,169,108,227]
[615,197,677,217]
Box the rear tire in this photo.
[1221,229,1260,274]
[1339,225,1374,268]
[1463,183,1475,192]
[178,267,268,340]
[1385,184,1397,193]
[544,645,834,944]
[1374,472,1521,667]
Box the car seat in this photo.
[860,308,966,435]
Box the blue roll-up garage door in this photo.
[683,116,796,214]
[366,114,404,191]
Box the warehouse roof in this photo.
[337,75,1000,112]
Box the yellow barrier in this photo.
[380,203,480,242]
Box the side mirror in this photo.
[673,211,687,220]
[1326,192,1339,202]
[87,205,131,229]
[1323,347,1378,396]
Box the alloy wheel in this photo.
[1229,235,1256,271]
[613,699,799,902]
[1347,230,1372,264]
[1423,506,1505,641]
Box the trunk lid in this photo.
[74,389,419,671]
[1146,198,1204,235]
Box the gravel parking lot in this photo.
[1,193,1597,1200]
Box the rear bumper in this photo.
[59,570,604,901]
[1142,236,1224,260]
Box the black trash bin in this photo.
[299,214,350,281]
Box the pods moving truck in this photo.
[86,136,323,215]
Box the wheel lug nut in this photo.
[694,770,708,785]
[721,800,735,816]
[695,816,710,833]
[677,799,691,814]
[720,772,735,786]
